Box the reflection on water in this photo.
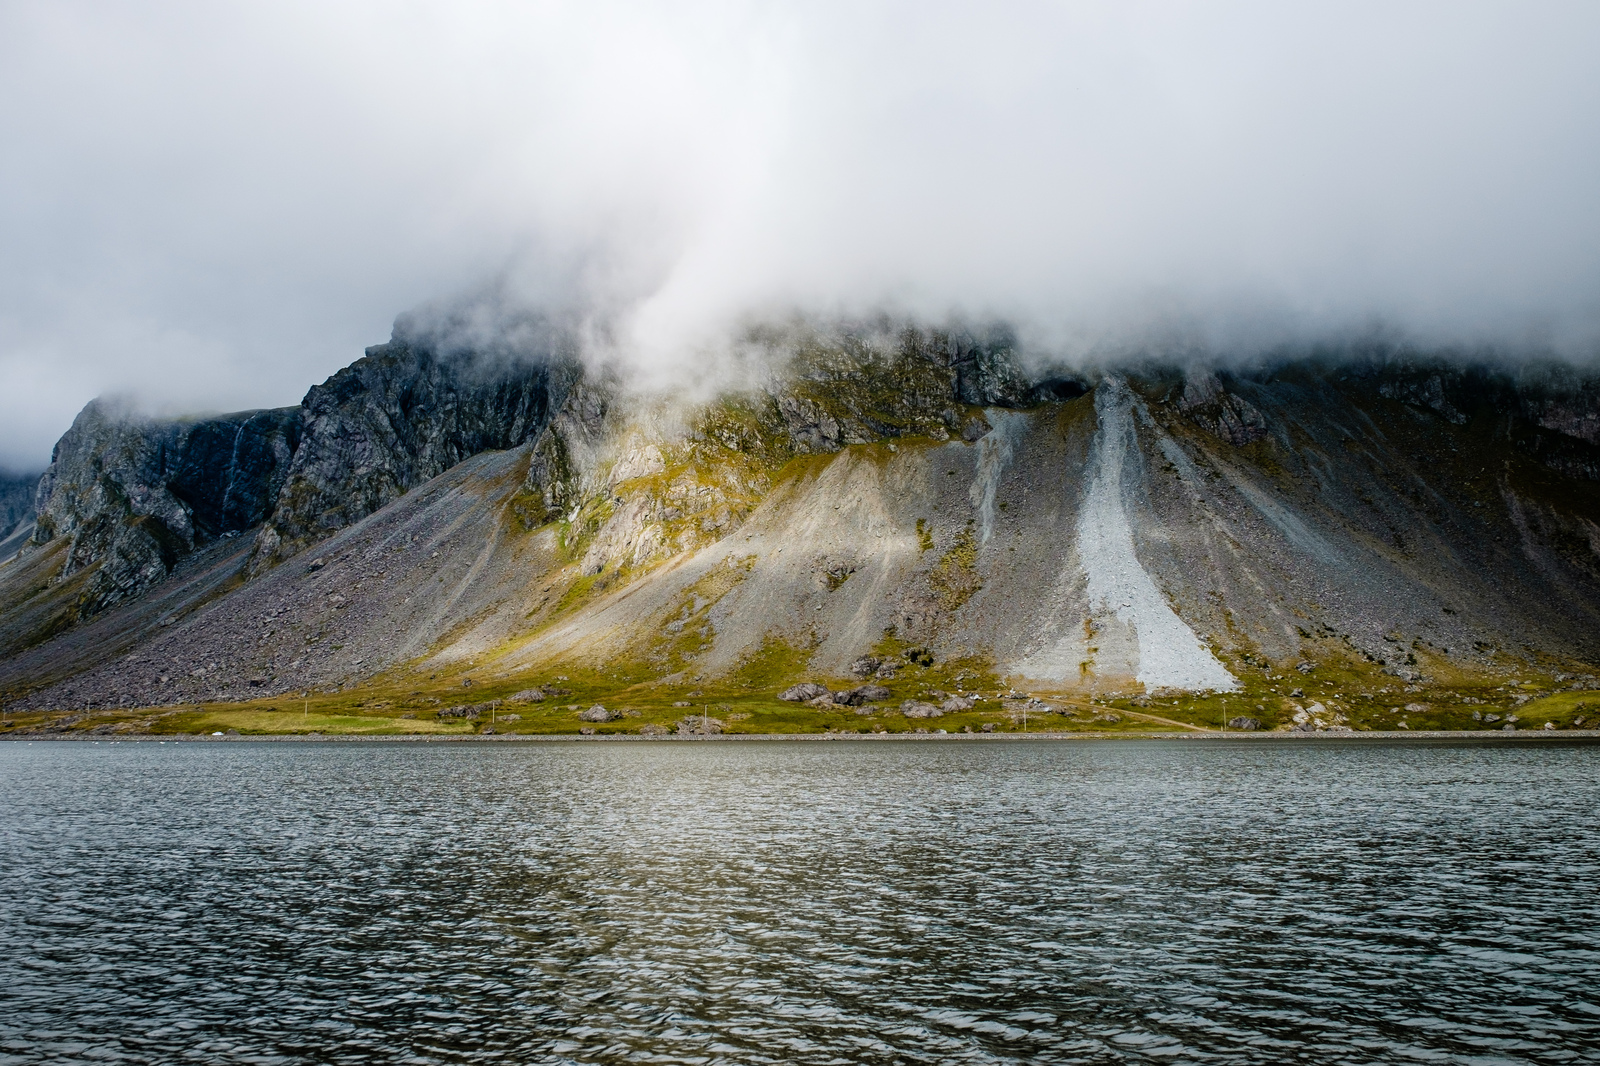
[1,739,1597,1064]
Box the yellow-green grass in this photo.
[1514,691,1600,730]
[5,622,1592,738]
[169,708,475,736]
[1091,645,1595,732]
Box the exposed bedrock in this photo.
[1352,358,1600,478]
[29,401,301,617]
[0,473,38,557]
[250,340,582,569]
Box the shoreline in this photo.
[7,729,1600,743]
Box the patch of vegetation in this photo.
[927,521,980,611]
[1514,690,1600,729]
[729,632,816,691]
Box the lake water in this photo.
[1,739,1597,1065]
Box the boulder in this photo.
[849,656,882,678]
[1226,716,1261,730]
[900,700,943,719]
[639,723,670,736]
[780,682,831,702]
[852,684,892,702]
[831,689,866,707]
[941,695,975,712]
[509,688,548,703]
[578,705,613,722]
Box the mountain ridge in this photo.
[4,324,1600,736]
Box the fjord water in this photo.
[1,741,1596,1065]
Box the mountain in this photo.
[0,473,36,560]
[3,322,1599,736]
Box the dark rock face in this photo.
[30,401,301,616]
[1177,369,1270,445]
[31,327,580,617]
[0,473,38,554]
[250,341,580,569]
[1350,358,1600,480]
[521,379,610,524]
[1377,370,1470,425]
[167,409,303,535]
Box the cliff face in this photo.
[249,341,580,569]
[29,402,301,616]
[0,473,37,555]
[20,330,583,620]
[1345,359,1600,481]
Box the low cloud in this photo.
[2,1,1598,470]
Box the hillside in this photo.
[3,325,1599,737]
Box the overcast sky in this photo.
[2,1,1598,471]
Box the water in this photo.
[1,739,1597,1065]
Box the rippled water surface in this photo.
[2,739,1598,1065]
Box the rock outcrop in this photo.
[1358,358,1600,480]
[0,473,38,556]
[1176,369,1269,445]
[251,339,580,569]
[23,321,583,620]
[30,401,301,616]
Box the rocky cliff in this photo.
[18,327,583,625]
[249,339,580,570]
[29,402,301,617]
[0,473,37,555]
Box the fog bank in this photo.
[2,1,1598,469]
